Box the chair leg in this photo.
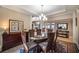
[54,44,57,52]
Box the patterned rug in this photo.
[19,40,78,53]
[55,40,78,53]
[56,42,67,53]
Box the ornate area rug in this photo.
[19,39,78,53]
[55,40,78,53]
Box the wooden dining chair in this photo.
[37,29,41,35]
[46,32,55,52]
[21,32,28,52]
[46,29,58,53]
[54,30,58,52]
[21,32,36,53]
[28,30,33,42]
[39,31,58,53]
[29,30,34,37]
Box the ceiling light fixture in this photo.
[32,5,47,21]
[39,5,47,21]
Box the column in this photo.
[73,10,79,48]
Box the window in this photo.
[51,23,55,29]
[46,23,51,29]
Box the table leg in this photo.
[36,44,44,53]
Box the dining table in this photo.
[29,35,48,52]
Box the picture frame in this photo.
[57,23,68,30]
[9,19,24,33]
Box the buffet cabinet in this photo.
[57,30,69,38]
[2,32,28,51]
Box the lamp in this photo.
[2,24,8,33]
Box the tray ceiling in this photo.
[1,5,79,17]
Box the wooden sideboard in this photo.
[57,30,69,38]
[2,32,29,51]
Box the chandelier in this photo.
[39,5,47,21]
[32,5,47,21]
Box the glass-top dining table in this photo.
[29,35,48,52]
[30,35,47,43]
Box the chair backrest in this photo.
[47,29,53,33]
[47,32,55,45]
[53,30,58,43]
[21,32,28,52]
[46,32,55,52]
[21,32,26,44]
[29,30,34,37]
[37,29,41,35]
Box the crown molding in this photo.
[0,5,37,16]
[46,9,66,16]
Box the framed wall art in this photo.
[9,19,24,33]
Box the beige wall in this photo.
[0,6,32,51]
[0,6,32,32]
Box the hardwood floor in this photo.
[57,36,73,43]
